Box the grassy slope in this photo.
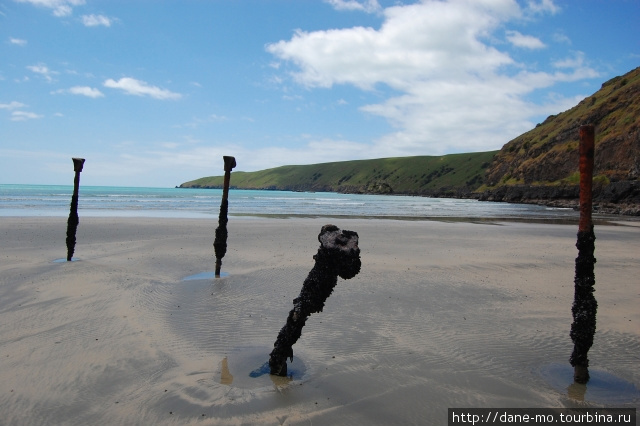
[180,151,497,195]
[484,66,640,188]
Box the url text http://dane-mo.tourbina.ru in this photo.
[448,408,636,426]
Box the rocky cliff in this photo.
[479,66,640,215]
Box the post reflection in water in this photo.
[220,357,233,385]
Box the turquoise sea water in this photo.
[0,184,580,220]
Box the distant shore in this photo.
[178,182,640,217]
[10,184,627,221]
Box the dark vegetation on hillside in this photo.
[180,67,640,215]
[180,151,496,197]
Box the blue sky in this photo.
[1,0,638,187]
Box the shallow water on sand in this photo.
[129,265,639,424]
[182,271,228,280]
[539,364,640,404]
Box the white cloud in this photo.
[267,0,597,156]
[27,64,49,74]
[553,32,571,45]
[267,0,519,90]
[179,113,229,129]
[526,0,560,15]
[283,94,303,101]
[553,51,586,69]
[9,37,27,46]
[11,111,43,121]
[103,77,182,100]
[81,14,111,27]
[14,0,86,17]
[69,86,104,98]
[506,30,545,49]
[27,63,57,82]
[325,0,381,13]
[0,101,27,110]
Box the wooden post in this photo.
[269,225,361,376]
[213,156,236,277]
[570,125,597,384]
[66,158,85,261]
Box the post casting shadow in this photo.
[539,363,640,404]
[53,258,79,263]
[182,271,229,281]
[217,346,308,389]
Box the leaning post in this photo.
[569,125,597,384]
[66,158,85,261]
[269,225,361,376]
[213,156,236,277]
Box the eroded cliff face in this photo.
[487,68,640,186]
[482,67,640,213]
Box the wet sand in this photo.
[0,217,638,425]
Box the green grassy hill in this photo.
[180,151,497,196]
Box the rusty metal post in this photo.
[269,225,361,376]
[66,158,85,261]
[213,156,236,277]
[578,125,595,232]
[570,125,597,384]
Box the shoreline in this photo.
[178,183,640,217]
[4,182,639,218]
[5,183,640,222]
[3,211,640,227]
[1,216,638,424]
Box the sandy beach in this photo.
[1,216,638,425]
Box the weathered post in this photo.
[213,156,236,277]
[66,158,85,261]
[269,225,361,376]
[569,125,597,384]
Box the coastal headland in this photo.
[180,67,640,215]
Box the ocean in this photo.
[0,184,579,221]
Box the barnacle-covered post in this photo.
[66,158,85,261]
[269,225,361,376]
[570,125,597,384]
[214,156,236,277]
